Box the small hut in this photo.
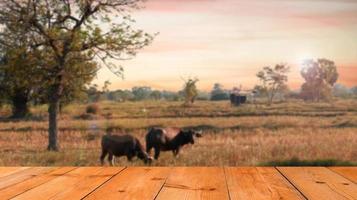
[230,94,247,106]
[229,87,247,106]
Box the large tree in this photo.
[300,59,338,101]
[256,64,289,105]
[0,0,153,150]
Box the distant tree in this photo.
[333,84,351,98]
[120,90,135,101]
[102,81,111,93]
[132,87,152,101]
[197,91,210,101]
[87,85,101,103]
[0,0,153,150]
[182,78,199,105]
[210,83,229,101]
[300,59,338,101]
[253,85,268,98]
[150,90,162,100]
[256,64,290,105]
[162,91,181,101]
[99,80,112,101]
[351,86,357,96]
[107,89,134,102]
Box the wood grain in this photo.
[0,167,75,199]
[84,167,171,200]
[225,167,305,200]
[12,167,123,200]
[156,167,229,200]
[49,167,122,200]
[278,167,357,200]
[329,167,357,183]
[0,167,53,191]
[0,167,29,178]
[0,167,355,199]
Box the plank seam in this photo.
[8,167,78,199]
[223,167,232,200]
[153,167,172,200]
[275,167,308,200]
[80,167,127,200]
[327,168,356,184]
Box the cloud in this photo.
[142,0,357,28]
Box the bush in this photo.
[86,104,99,114]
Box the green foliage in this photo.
[0,29,44,117]
[86,85,101,103]
[161,91,182,101]
[0,0,153,150]
[300,59,339,101]
[111,89,135,102]
[132,86,152,101]
[210,83,229,101]
[333,84,352,98]
[256,64,290,105]
[150,90,162,100]
[96,88,184,102]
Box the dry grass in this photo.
[0,99,356,166]
[0,128,355,166]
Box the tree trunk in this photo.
[47,77,64,151]
[47,98,59,151]
[11,91,30,118]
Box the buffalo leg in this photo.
[127,153,134,162]
[146,143,152,154]
[100,149,108,165]
[108,152,114,166]
[173,148,180,157]
[154,147,160,160]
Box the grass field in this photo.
[0,99,356,166]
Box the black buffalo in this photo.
[100,134,152,165]
[145,127,202,160]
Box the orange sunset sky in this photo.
[94,0,357,91]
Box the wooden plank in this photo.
[225,167,305,200]
[0,167,54,191]
[0,167,75,199]
[0,167,29,178]
[84,167,171,200]
[278,167,357,200]
[12,167,124,200]
[156,167,229,200]
[50,167,122,200]
[329,167,357,183]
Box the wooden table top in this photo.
[0,167,356,200]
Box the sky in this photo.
[94,0,357,91]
